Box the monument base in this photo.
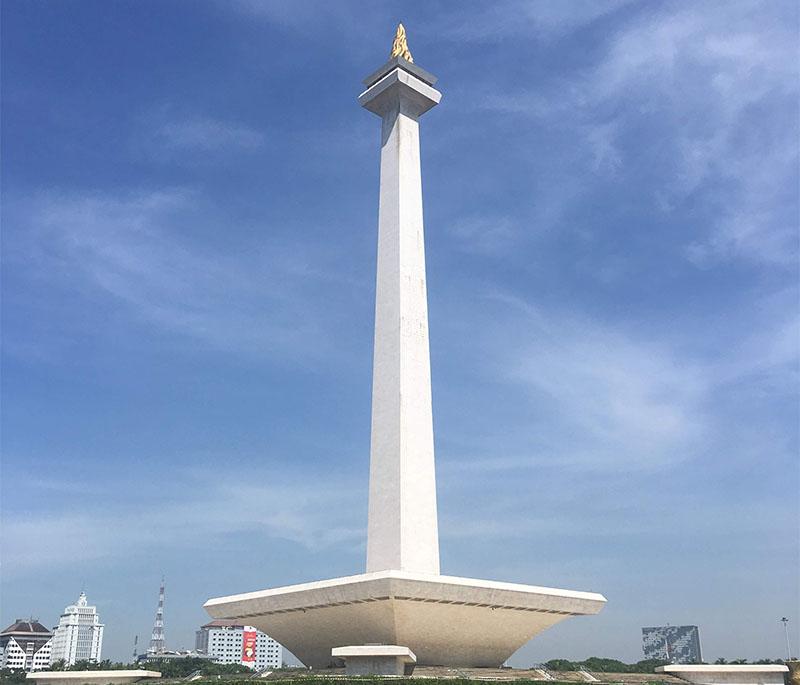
[332,645,416,676]
[204,570,606,668]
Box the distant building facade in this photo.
[0,620,53,671]
[49,592,104,666]
[196,621,282,670]
[642,625,702,663]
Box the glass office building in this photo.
[642,625,702,663]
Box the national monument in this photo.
[204,25,607,669]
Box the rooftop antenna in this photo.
[781,617,792,661]
[147,578,165,655]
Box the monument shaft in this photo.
[362,63,441,575]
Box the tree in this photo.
[634,659,670,673]
[139,657,252,679]
[544,660,577,672]
[0,668,29,685]
[582,657,633,673]
[539,658,670,674]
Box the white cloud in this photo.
[155,117,265,152]
[227,0,353,28]
[447,215,519,255]
[474,1,798,268]
[591,3,798,266]
[131,109,266,161]
[425,0,637,44]
[435,284,797,476]
[685,141,798,267]
[2,472,364,575]
[6,189,357,362]
[481,292,707,472]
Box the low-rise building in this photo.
[195,621,282,670]
[0,620,54,671]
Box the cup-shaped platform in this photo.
[204,570,606,668]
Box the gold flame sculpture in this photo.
[390,23,413,63]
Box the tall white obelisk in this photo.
[205,29,607,668]
[360,26,442,575]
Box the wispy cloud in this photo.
[423,0,637,44]
[131,109,266,162]
[439,480,791,543]
[435,284,797,475]
[227,0,348,27]
[466,292,707,472]
[154,117,265,152]
[471,1,799,267]
[590,3,798,266]
[447,215,519,255]
[2,471,364,576]
[4,189,359,362]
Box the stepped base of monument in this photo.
[204,570,606,668]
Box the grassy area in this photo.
[1,667,684,685]
[1,675,682,685]
[175,679,676,685]
[182,680,579,685]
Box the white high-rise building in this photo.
[49,592,104,666]
[196,621,282,670]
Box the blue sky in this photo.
[2,0,798,667]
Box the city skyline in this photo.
[2,0,798,667]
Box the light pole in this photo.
[781,617,792,661]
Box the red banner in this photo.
[241,628,257,663]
